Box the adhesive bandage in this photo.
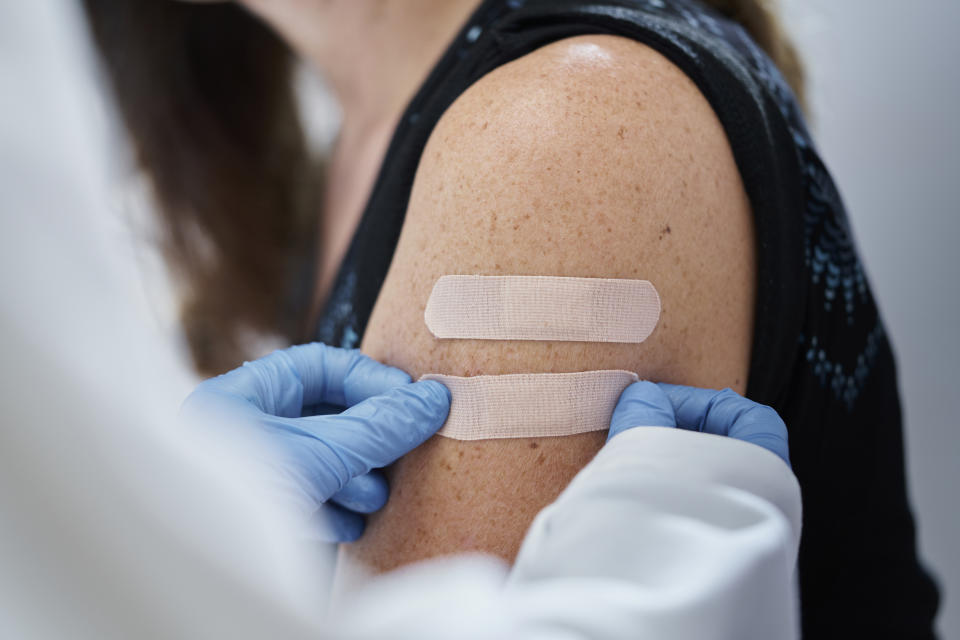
[424,275,660,343]
[419,370,639,440]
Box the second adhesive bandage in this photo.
[419,370,640,440]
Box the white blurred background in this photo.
[1,0,957,636]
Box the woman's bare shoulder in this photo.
[376,32,756,387]
[342,33,757,573]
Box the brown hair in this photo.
[82,1,322,376]
[81,0,804,377]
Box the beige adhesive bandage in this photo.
[424,275,660,343]
[419,370,639,440]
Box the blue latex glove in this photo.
[180,343,451,542]
[608,381,790,467]
[608,380,678,439]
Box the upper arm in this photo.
[344,34,756,572]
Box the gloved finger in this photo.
[204,344,412,418]
[656,384,740,435]
[722,403,790,467]
[299,380,451,484]
[607,381,677,441]
[278,343,413,408]
[328,470,390,514]
[312,502,366,543]
[657,383,790,466]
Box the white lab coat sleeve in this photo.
[329,427,802,640]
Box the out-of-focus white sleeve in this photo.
[331,427,802,640]
[507,426,802,639]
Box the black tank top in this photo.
[312,0,940,634]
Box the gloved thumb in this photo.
[607,380,677,441]
[299,379,452,482]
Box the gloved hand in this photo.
[608,381,790,467]
[180,343,451,542]
[608,380,678,440]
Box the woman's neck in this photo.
[240,0,483,134]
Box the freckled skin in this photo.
[346,432,606,568]
[338,34,756,575]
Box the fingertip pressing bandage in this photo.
[419,370,640,440]
[425,275,660,343]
